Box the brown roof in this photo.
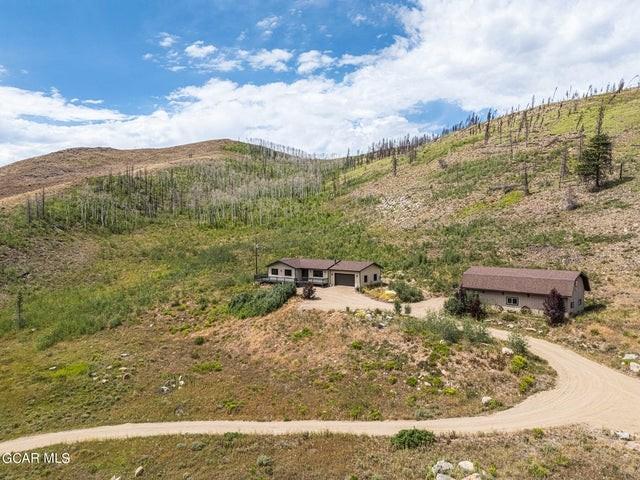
[330,260,380,272]
[461,266,590,297]
[267,258,381,272]
[268,258,339,270]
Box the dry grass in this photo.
[2,427,639,479]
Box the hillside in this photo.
[0,87,638,450]
[0,139,240,206]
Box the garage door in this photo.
[334,273,355,286]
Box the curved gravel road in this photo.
[1,329,639,453]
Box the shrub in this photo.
[462,320,492,344]
[193,360,222,373]
[301,282,316,300]
[444,286,468,316]
[508,332,529,356]
[510,355,528,373]
[531,427,545,439]
[406,376,418,387]
[403,304,412,315]
[193,336,205,345]
[389,280,424,303]
[256,454,273,467]
[393,299,402,314]
[467,293,486,320]
[520,306,532,315]
[528,461,550,478]
[543,288,566,326]
[426,314,462,343]
[228,282,296,318]
[351,340,364,350]
[390,428,436,449]
[519,374,536,393]
[291,327,313,340]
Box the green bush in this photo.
[228,282,296,318]
[390,280,424,303]
[391,428,436,449]
[508,332,529,356]
[519,374,536,393]
[443,286,468,316]
[510,355,528,373]
[462,320,492,343]
[193,360,222,373]
[425,314,462,343]
[194,336,205,345]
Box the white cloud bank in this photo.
[2,0,640,165]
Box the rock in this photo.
[623,353,638,361]
[501,347,514,355]
[109,476,121,480]
[120,353,130,358]
[436,475,453,480]
[629,362,640,373]
[160,386,170,394]
[123,372,131,380]
[625,441,640,452]
[462,474,483,480]
[481,396,492,405]
[134,466,144,477]
[458,460,475,472]
[48,366,57,371]
[432,460,453,475]
[615,431,632,441]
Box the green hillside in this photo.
[0,87,638,440]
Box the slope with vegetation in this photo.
[0,88,638,451]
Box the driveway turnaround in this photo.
[2,329,640,453]
[298,285,446,317]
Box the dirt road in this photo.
[1,329,639,453]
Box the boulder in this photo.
[462,475,483,480]
[432,460,453,475]
[458,460,475,472]
[481,396,492,405]
[623,353,638,361]
[501,347,514,356]
[629,362,640,373]
[615,431,632,441]
[625,441,640,452]
[134,466,144,477]
[436,475,453,480]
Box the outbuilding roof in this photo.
[461,266,590,297]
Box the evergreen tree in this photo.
[576,133,612,189]
[543,288,566,326]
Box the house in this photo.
[461,266,590,316]
[263,258,382,288]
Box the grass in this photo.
[1,427,636,479]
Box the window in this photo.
[578,298,582,305]
[284,269,292,277]
[270,268,278,276]
[373,273,378,282]
[313,270,323,278]
[570,301,575,309]
[506,296,519,306]
[364,275,368,283]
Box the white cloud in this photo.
[82,99,104,105]
[350,13,367,26]
[2,0,640,166]
[297,50,334,75]
[158,32,178,48]
[256,15,280,36]
[184,41,217,59]
[142,53,154,61]
[0,65,7,76]
[247,49,293,72]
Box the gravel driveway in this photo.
[298,286,445,316]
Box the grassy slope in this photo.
[0,89,638,471]
[2,428,638,480]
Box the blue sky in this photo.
[0,0,638,164]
